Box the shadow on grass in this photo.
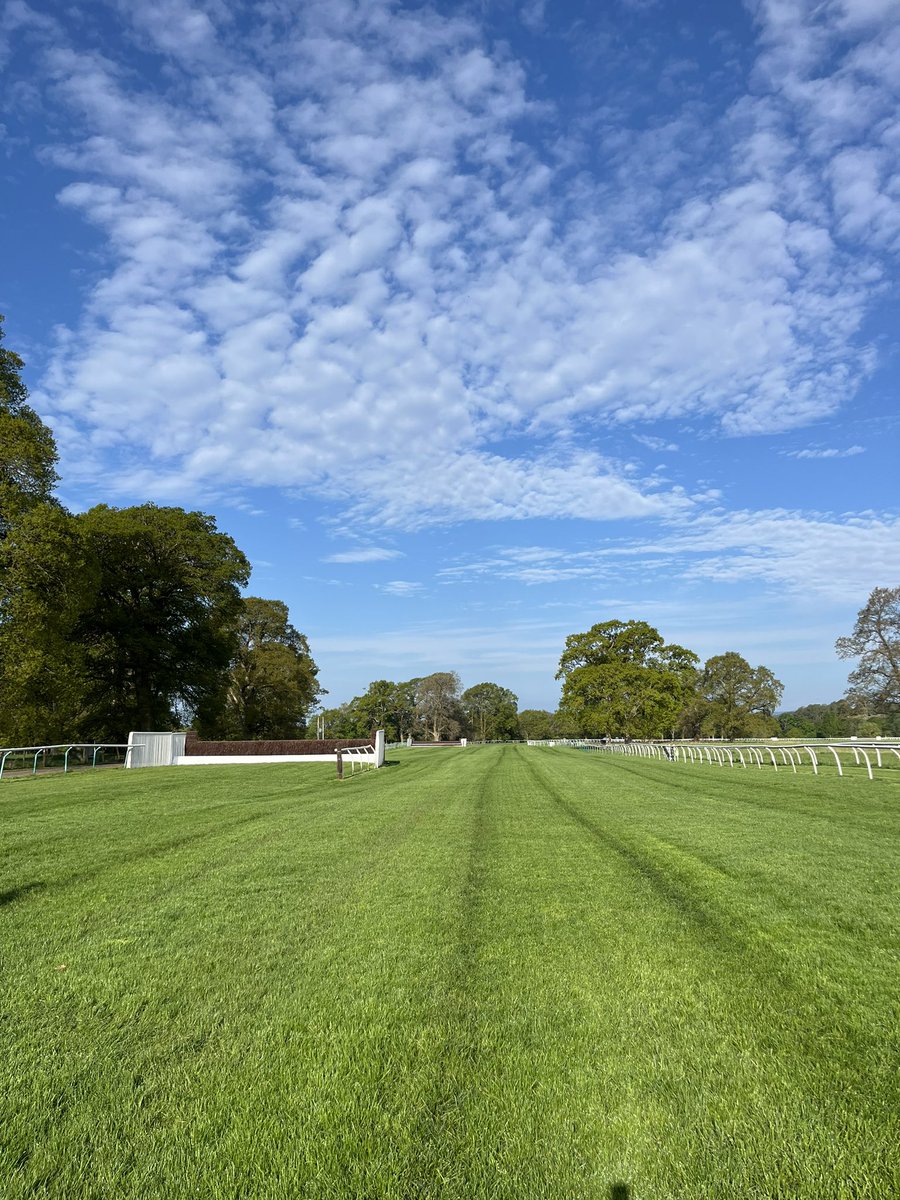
[0,882,46,907]
[609,1184,632,1199]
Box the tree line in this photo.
[0,316,322,745]
[314,629,792,743]
[3,314,896,746]
[315,675,519,743]
[331,602,898,744]
[551,602,899,740]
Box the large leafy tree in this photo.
[211,597,322,739]
[686,652,783,739]
[556,620,698,738]
[73,504,250,740]
[461,682,519,742]
[0,315,59,537]
[0,505,97,744]
[416,671,463,742]
[836,586,900,713]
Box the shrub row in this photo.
[183,735,373,756]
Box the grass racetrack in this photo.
[2,746,898,1199]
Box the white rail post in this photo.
[824,746,843,776]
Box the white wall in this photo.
[127,732,186,767]
[174,754,342,766]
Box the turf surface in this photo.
[2,746,898,1199]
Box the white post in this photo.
[375,729,385,768]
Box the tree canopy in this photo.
[517,709,556,741]
[73,505,250,740]
[460,682,519,742]
[0,316,332,747]
[0,315,59,537]
[415,671,463,742]
[1,503,251,743]
[0,504,97,744]
[556,620,699,739]
[679,652,783,739]
[836,586,900,714]
[210,597,322,739]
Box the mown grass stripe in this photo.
[2,746,898,1199]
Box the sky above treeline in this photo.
[2,0,899,712]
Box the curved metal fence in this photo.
[0,743,138,781]
[570,739,900,781]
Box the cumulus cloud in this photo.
[4,0,896,528]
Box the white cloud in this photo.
[785,445,865,458]
[634,434,679,452]
[376,580,425,597]
[324,546,404,563]
[438,508,900,604]
[6,0,896,528]
[520,1,546,33]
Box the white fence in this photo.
[571,739,900,781]
[128,730,386,771]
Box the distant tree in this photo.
[740,712,780,738]
[351,678,419,742]
[857,718,883,737]
[314,703,363,739]
[776,701,852,739]
[781,725,809,740]
[0,315,59,537]
[210,597,322,739]
[551,709,583,738]
[74,504,250,740]
[695,652,783,739]
[557,620,698,738]
[818,706,846,739]
[461,682,519,742]
[416,671,463,741]
[836,586,900,713]
[518,709,555,740]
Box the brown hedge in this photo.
[183,735,372,756]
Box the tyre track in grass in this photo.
[1,755,460,911]
[181,749,493,1200]
[567,749,899,834]
[1,751,487,1200]
[518,747,739,950]
[400,747,495,1197]
[517,747,900,1172]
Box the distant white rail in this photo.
[568,740,900,781]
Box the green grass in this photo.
[1,747,898,1199]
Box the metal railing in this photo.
[573,740,900,781]
[0,743,140,781]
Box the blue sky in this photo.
[2,0,899,713]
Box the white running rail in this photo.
[568,740,900,781]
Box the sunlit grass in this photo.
[2,747,898,1198]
